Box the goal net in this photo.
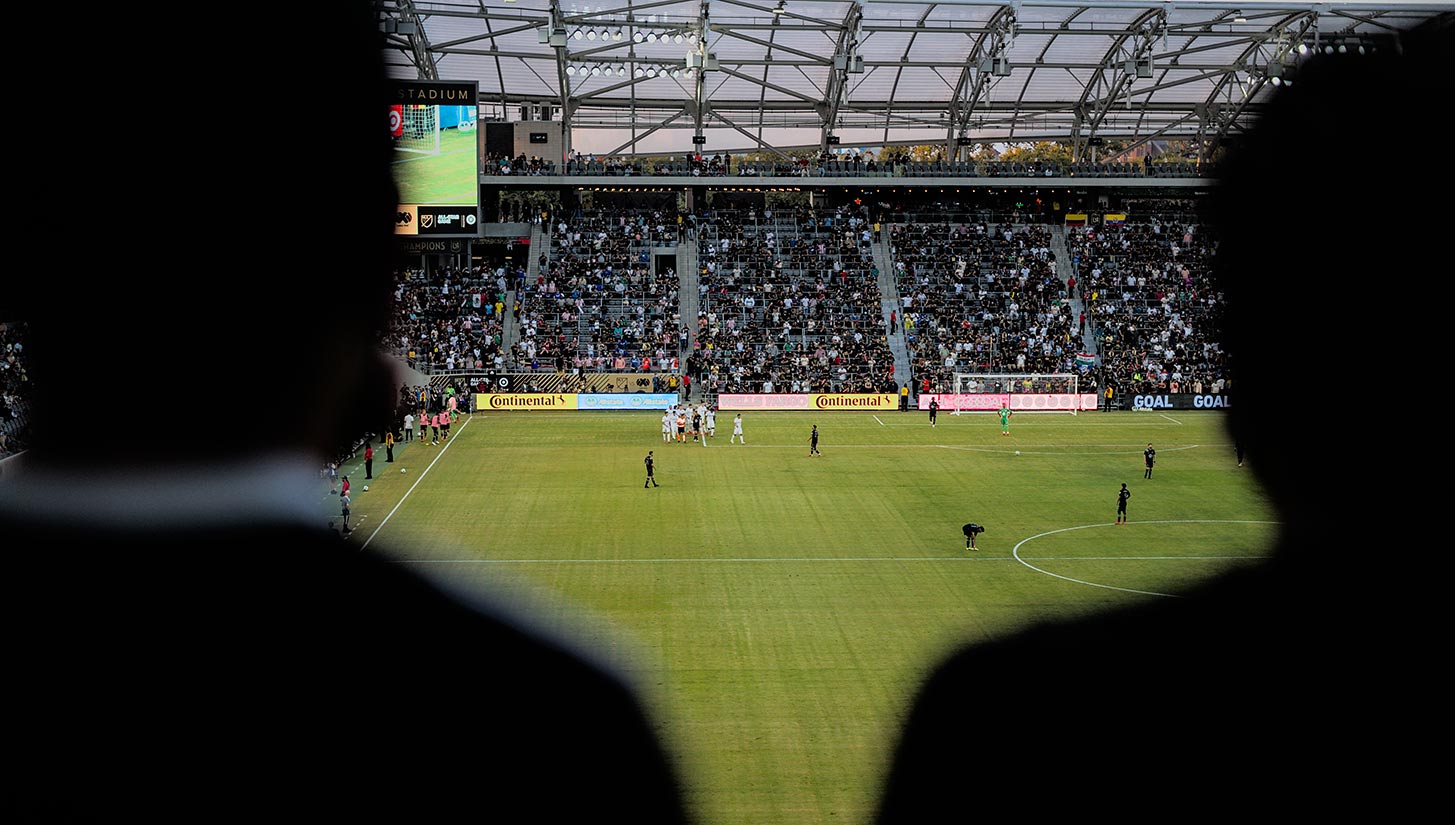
[397,104,440,155]
[948,373,1083,415]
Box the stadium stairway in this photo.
[503,223,542,353]
[1051,225,1098,359]
[677,239,699,400]
[873,230,913,394]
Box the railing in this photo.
[526,159,1215,179]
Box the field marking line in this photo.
[360,416,474,551]
[399,553,1269,565]
[1010,519,1281,598]
[873,415,885,427]
[937,444,1200,456]
[1159,414,1184,425]
[710,443,1217,450]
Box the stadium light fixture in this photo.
[618,65,627,76]
[1270,75,1282,86]
[590,65,601,76]
[647,32,658,42]
[633,31,644,43]
[573,29,583,40]
[674,33,684,44]
[587,29,597,40]
[634,67,645,77]
[612,29,623,41]
[1337,43,1347,54]
[1297,43,1308,55]
[566,65,577,75]
[647,67,657,77]
[671,67,681,78]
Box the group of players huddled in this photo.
[660,403,745,446]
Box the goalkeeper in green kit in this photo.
[999,405,1012,437]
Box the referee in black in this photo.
[644,450,659,488]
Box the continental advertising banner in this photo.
[809,393,897,411]
[474,393,682,411]
[716,394,897,411]
[476,393,577,410]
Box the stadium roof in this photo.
[379,1,1452,158]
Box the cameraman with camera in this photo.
[962,523,985,551]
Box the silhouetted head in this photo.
[1211,19,1452,536]
[12,5,396,469]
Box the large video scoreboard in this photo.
[390,80,479,236]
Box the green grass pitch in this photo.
[334,409,1274,824]
[392,127,478,205]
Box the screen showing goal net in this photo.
[390,80,480,235]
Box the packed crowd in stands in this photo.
[890,222,1076,393]
[693,205,896,395]
[519,210,684,372]
[563,152,730,177]
[388,265,517,373]
[1,321,30,458]
[481,152,556,176]
[1067,211,1228,397]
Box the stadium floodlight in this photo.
[618,65,627,76]
[566,64,577,75]
[647,32,658,42]
[646,67,657,77]
[670,68,681,78]
[1297,42,1308,55]
[634,67,645,77]
[612,29,623,41]
[590,65,601,76]
[587,29,598,40]
[1337,43,1347,54]
[674,33,684,44]
[633,30,644,43]
[1270,75,1282,86]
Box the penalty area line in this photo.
[360,416,474,551]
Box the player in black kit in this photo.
[809,425,821,457]
[929,398,939,427]
[644,451,659,488]
[1116,483,1131,524]
[1144,444,1156,479]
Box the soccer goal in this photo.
[949,373,1082,415]
[397,104,440,155]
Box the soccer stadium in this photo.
[3,2,1449,822]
